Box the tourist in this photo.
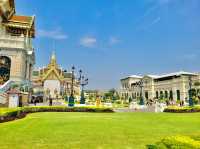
[166,100,170,106]
[49,98,53,106]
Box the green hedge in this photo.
[0,108,21,117]
[164,106,200,113]
[147,136,200,149]
[0,106,113,123]
[21,106,114,113]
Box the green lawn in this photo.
[0,112,200,149]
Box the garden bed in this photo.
[164,106,200,113]
[0,106,114,123]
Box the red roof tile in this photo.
[9,15,33,23]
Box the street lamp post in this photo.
[189,76,194,106]
[136,80,144,105]
[79,69,88,104]
[68,66,75,107]
[63,70,68,97]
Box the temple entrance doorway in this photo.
[0,56,11,85]
[44,80,60,98]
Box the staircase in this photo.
[0,80,15,105]
[0,80,14,93]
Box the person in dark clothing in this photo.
[166,100,170,106]
[34,99,37,106]
[49,98,53,106]
[180,100,184,107]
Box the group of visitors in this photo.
[146,98,185,107]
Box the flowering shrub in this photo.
[147,136,200,149]
[164,106,200,113]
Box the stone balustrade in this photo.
[0,34,33,50]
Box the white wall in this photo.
[9,94,19,108]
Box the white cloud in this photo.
[140,0,171,19]
[150,17,161,26]
[80,36,97,48]
[147,0,171,5]
[138,17,161,31]
[37,28,68,40]
[142,5,159,19]
[109,37,120,45]
[181,53,198,61]
[158,0,171,5]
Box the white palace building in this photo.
[120,71,200,102]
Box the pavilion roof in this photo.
[9,15,33,23]
[3,15,35,37]
[5,15,34,28]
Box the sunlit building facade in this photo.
[120,71,200,102]
[0,0,35,84]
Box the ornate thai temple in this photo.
[0,0,35,106]
[32,52,80,102]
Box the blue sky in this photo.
[16,0,200,90]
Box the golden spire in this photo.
[50,51,56,65]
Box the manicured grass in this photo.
[0,112,200,149]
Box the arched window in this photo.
[0,56,11,85]
[177,90,180,101]
[160,91,164,100]
[156,91,159,99]
[165,91,168,99]
[169,90,173,100]
[145,91,148,100]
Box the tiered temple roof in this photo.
[32,52,74,83]
[0,0,35,37]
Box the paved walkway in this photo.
[114,106,156,113]
[29,101,66,107]
[28,103,159,113]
